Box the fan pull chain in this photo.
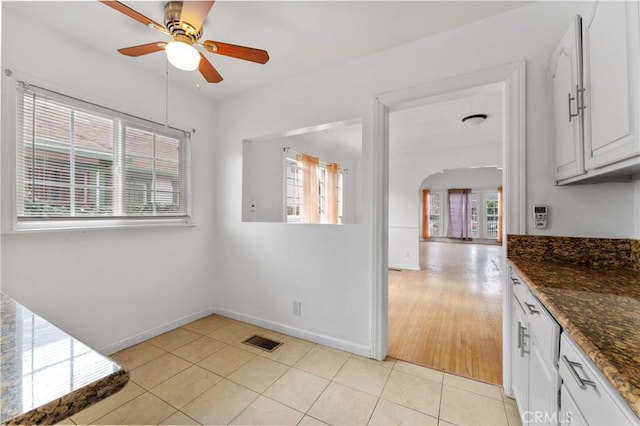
[165,58,169,127]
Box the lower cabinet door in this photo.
[528,337,559,425]
[512,302,529,420]
[560,385,588,426]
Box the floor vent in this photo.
[242,335,283,352]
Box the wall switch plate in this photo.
[293,301,301,316]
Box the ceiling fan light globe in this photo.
[165,41,200,71]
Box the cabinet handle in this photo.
[519,323,529,357]
[562,355,597,390]
[568,92,579,122]
[576,84,586,111]
[511,277,521,285]
[517,321,523,349]
[524,302,540,315]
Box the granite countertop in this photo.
[508,258,640,418]
[0,293,129,425]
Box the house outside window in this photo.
[470,191,479,238]
[427,188,499,240]
[15,82,190,230]
[428,191,443,237]
[284,157,342,224]
[485,190,499,238]
[285,157,303,223]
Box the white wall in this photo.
[242,131,361,223]
[389,142,502,269]
[212,2,636,355]
[1,9,216,353]
[420,167,503,191]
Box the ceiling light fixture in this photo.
[461,114,488,125]
[165,41,201,71]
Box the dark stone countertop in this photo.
[508,258,640,418]
[1,293,129,425]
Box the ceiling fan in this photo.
[100,0,270,83]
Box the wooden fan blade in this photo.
[198,53,223,83]
[202,40,269,64]
[180,1,215,34]
[100,1,167,33]
[118,42,166,57]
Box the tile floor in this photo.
[61,315,523,425]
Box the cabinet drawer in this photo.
[510,271,528,307]
[523,292,559,363]
[559,333,638,425]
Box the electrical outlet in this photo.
[293,301,301,316]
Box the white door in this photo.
[582,0,640,169]
[512,302,529,421]
[529,336,560,425]
[550,16,584,181]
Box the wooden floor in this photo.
[388,241,503,385]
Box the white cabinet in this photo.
[510,270,560,425]
[582,0,640,169]
[550,16,584,181]
[559,384,588,426]
[559,332,639,425]
[529,335,560,425]
[550,0,640,184]
[512,291,529,413]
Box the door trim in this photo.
[370,61,526,395]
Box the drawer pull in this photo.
[524,302,540,315]
[511,277,521,285]
[562,355,597,390]
[517,321,523,349]
[519,322,529,357]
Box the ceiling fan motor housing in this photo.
[164,1,201,43]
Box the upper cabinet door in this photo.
[550,16,584,181]
[582,0,640,170]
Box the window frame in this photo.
[283,156,343,224]
[428,191,444,237]
[483,190,500,240]
[284,157,304,223]
[11,82,192,232]
[470,191,479,238]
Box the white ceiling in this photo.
[4,1,528,101]
[390,84,503,154]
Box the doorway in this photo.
[370,62,526,392]
[387,86,505,384]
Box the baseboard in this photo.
[388,261,420,271]
[212,307,371,358]
[99,306,216,355]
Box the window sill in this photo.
[5,218,194,234]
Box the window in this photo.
[485,190,499,239]
[284,156,342,224]
[470,191,479,238]
[285,157,303,223]
[318,166,326,222]
[428,191,443,237]
[15,83,189,229]
[337,172,344,224]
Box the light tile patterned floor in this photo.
[62,315,522,426]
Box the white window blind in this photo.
[16,82,189,226]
